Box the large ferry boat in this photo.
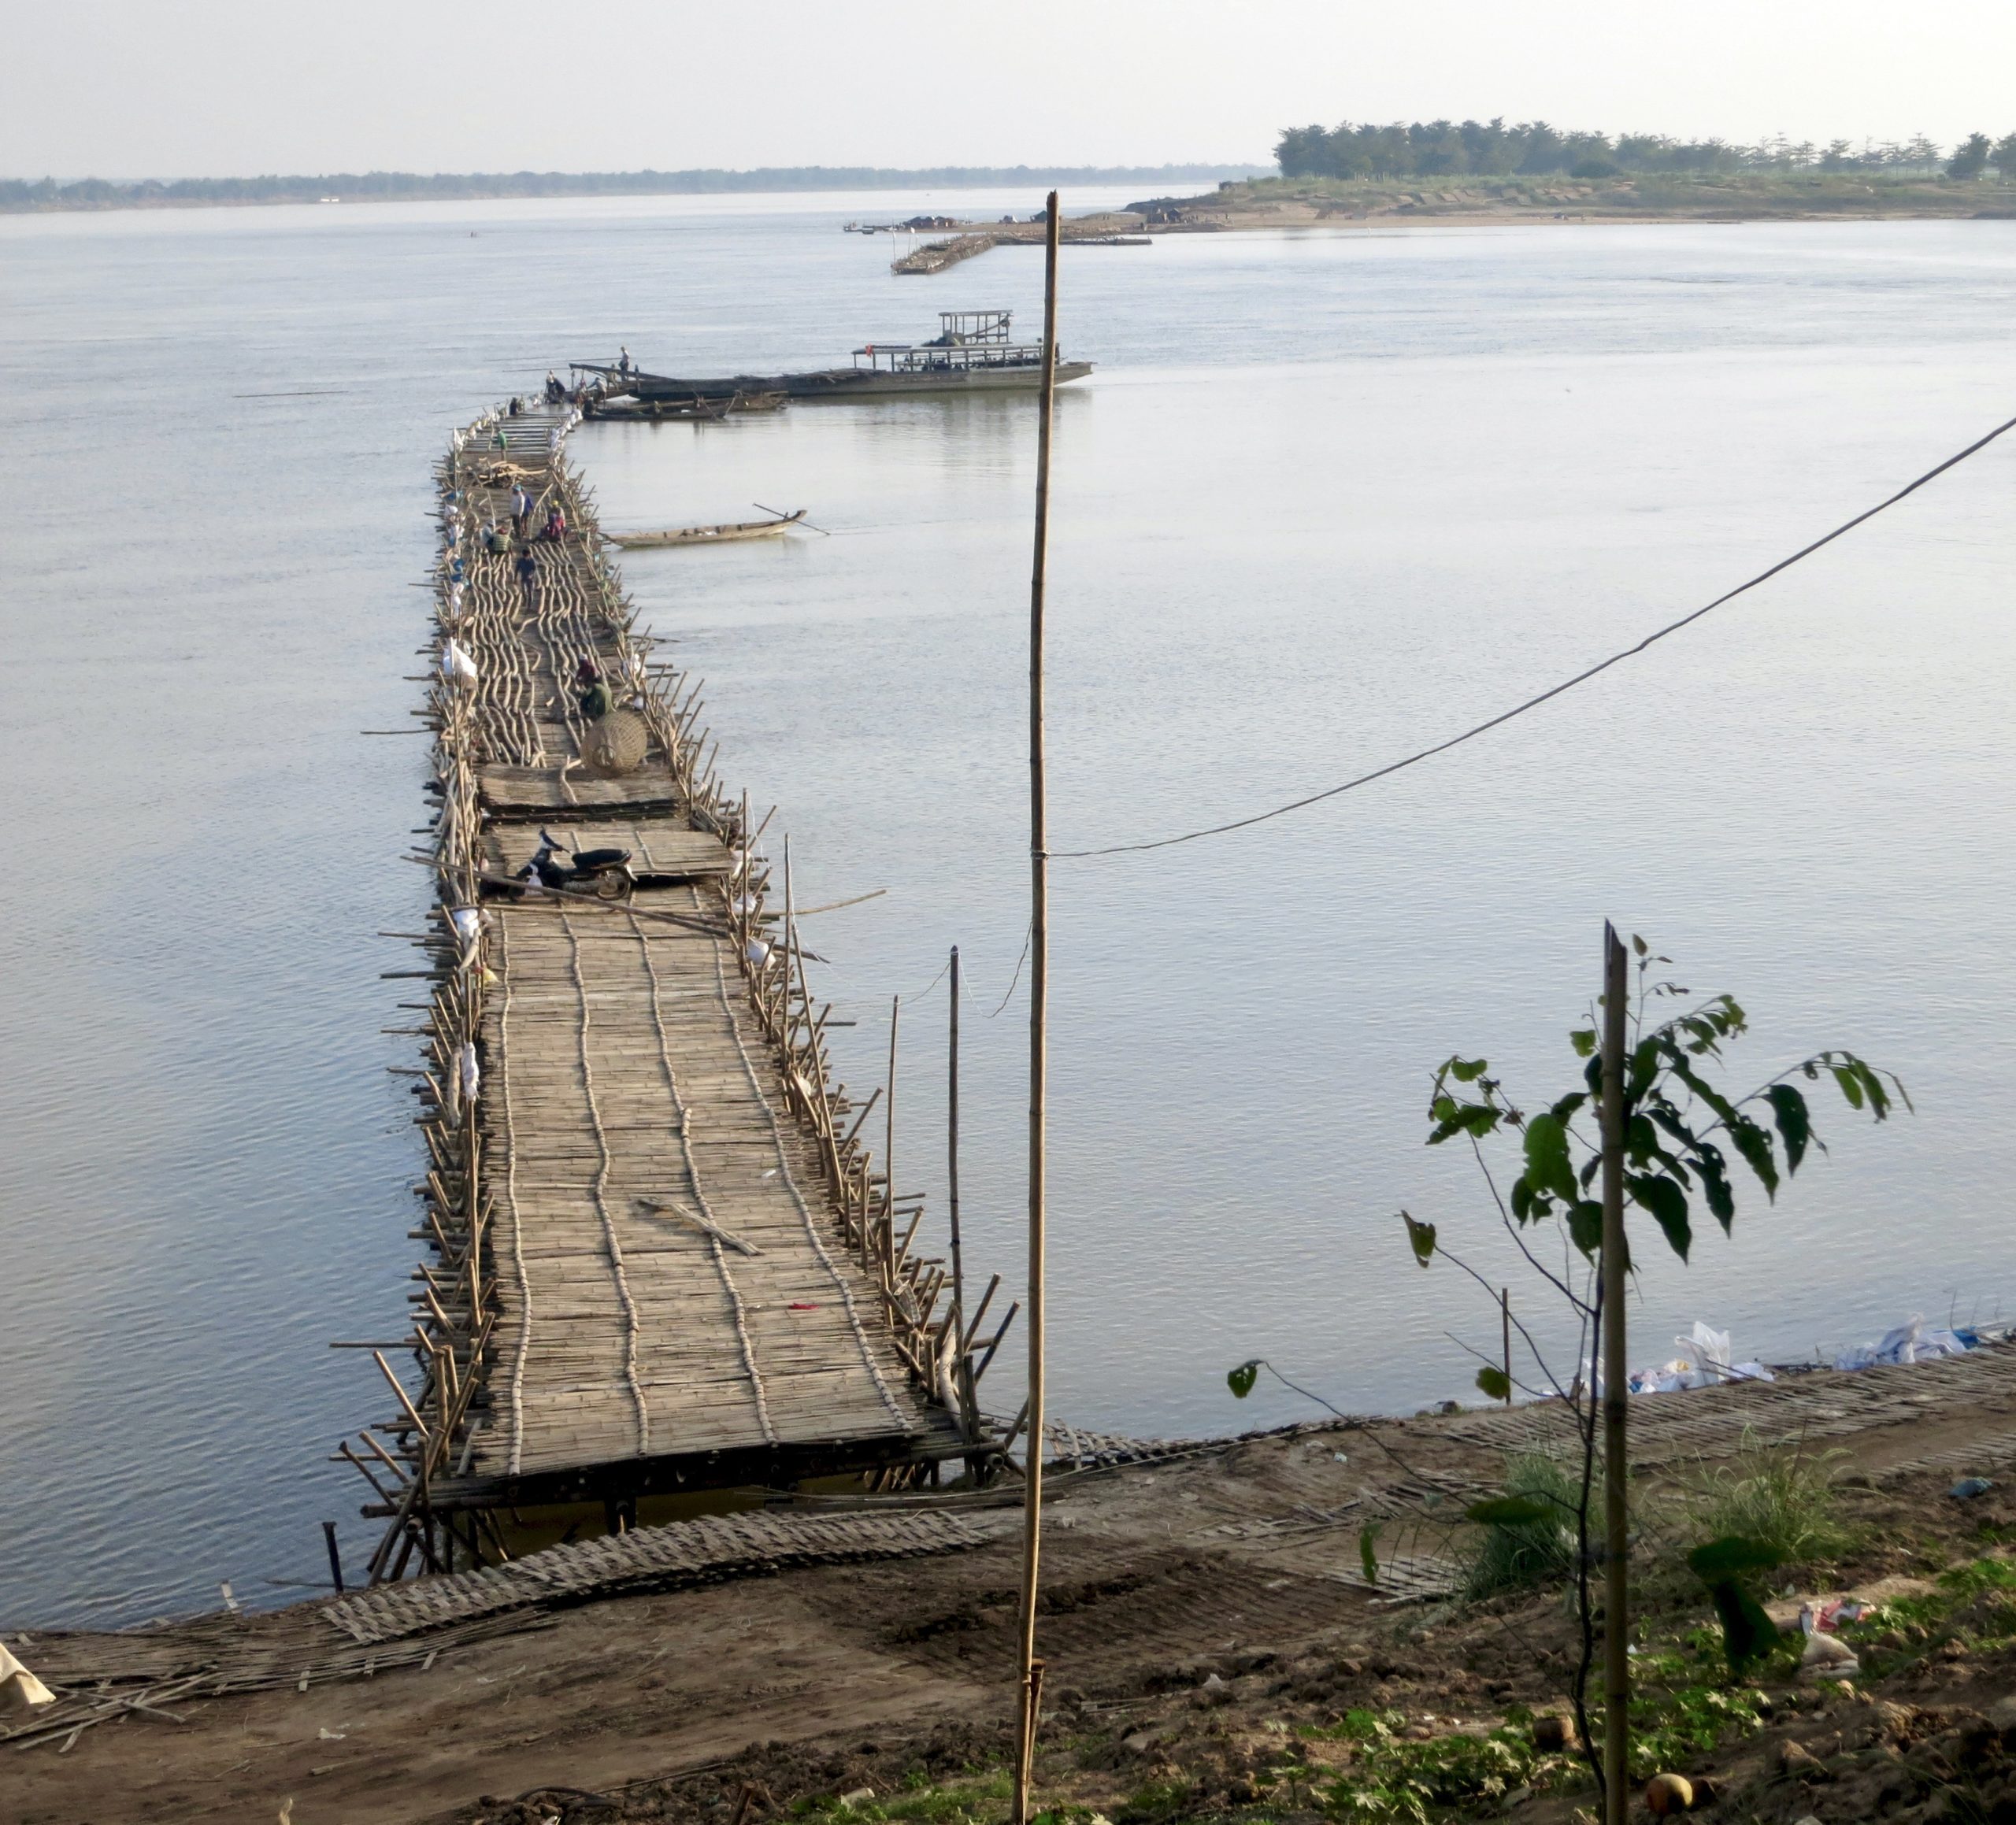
[574,312,1091,404]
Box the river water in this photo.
[3,191,2014,1627]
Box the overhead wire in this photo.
[1051,410,2016,861]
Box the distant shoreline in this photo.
[0,163,1269,217]
[1130,172,2016,231]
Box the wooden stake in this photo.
[1013,187,1062,1825]
[1501,1287,1514,1406]
[1599,921,1630,1823]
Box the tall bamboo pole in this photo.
[1599,922,1630,1823]
[1012,190,1062,1825]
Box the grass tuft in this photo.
[1463,1452,1581,1599]
[1677,1430,1849,1568]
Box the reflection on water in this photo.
[2,192,2014,1625]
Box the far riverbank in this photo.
[1125,170,2016,231]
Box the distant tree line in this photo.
[0,163,1269,215]
[1274,119,2016,182]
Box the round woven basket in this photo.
[580,709,650,776]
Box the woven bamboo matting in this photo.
[322,1506,1005,1645]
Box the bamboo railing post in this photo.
[1013,187,1062,1825]
[1599,922,1630,1823]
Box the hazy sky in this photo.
[6,0,2014,178]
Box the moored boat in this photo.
[608,509,806,548]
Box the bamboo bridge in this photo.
[338,402,1010,1583]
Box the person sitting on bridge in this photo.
[539,502,567,542]
[576,657,613,721]
[480,520,506,554]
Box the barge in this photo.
[574,311,1090,403]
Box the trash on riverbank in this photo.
[1627,1322,1777,1394]
[1834,1315,1974,1371]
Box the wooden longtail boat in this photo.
[608,509,806,548]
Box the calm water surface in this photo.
[3,192,2014,1626]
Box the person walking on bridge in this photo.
[515,546,538,601]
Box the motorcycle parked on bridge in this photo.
[519,830,637,901]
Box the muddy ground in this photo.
[14,1347,2016,1824]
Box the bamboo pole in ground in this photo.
[1012,187,1062,1825]
[1599,921,1630,1824]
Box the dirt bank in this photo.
[14,1344,2016,1823]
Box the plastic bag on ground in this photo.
[0,1639,54,1710]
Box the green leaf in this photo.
[1628,1173,1692,1261]
[1632,933,1647,957]
[1510,1177,1534,1222]
[1764,1083,1814,1175]
[1474,1366,1512,1403]
[1466,1496,1552,1527]
[1667,1052,1740,1127]
[1448,1057,1489,1083]
[1726,1114,1780,1201]
[1695,1145,1735,1233]
[1687,1534,1787,1580]
[1832,1063,1864,1110]
[1570,1028,1596,1059]
[1227,1360,1259,1400]
[1629,1036,1661,1097]
[1855,1058,1892,1120]
[1429,1101,1499,1144]
[1706,1578,1782,1675]
[1646,1100,1703,1151]
[1403,1211,1437,1268]
[1568,1200,1604,1257]
[1549,1090,1588,1123]
[1521,1112,1577,1203]
[1359,1523,1383,1586]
